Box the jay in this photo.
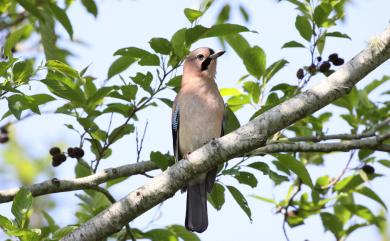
[172,47,225,233]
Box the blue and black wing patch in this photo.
[172,104,181,162]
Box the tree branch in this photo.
[61,25,390,241]
[0,161,157,203]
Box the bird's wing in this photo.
[172,101,182,162]
[206,104,226,193]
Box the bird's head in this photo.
[183,47,225,80]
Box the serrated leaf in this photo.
[243,46,266,79]
[273,154,313,188]
[208,183,225,210]
[107,57,136,79]
[282,40,305,48]
[48,2,73,39]
[184,8,203,23]
[11,187,32,228]
[227,185,252,221]
[295,15,312,41]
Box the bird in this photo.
[171,47,225,233]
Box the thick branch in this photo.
[251,132,390,154]
[62,25,390,241]
[0,161,157,203]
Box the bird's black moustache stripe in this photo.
[201,58,211,71]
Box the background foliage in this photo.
[0,0,389,240]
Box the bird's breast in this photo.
[178,89,224,156]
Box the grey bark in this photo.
[61,25,390,241]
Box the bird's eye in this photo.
[196,54,204,60]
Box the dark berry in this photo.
[49,147,61,156]
[328,53,338,63]
[0,136,9,143]
[362,165,375,175]
[316,56,322,62]
[52,154,67,167]
[296,68,304,79]
[319,61,331,73]
[333,58,344,66]
[74,147,85,158]
[0,127,8,134]
[308,64,317,74]
[67,147,76,158]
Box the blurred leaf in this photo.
[81,0,98,17]
[107,57,136,79]
[220,88,241,97]
[334,175,363,192]
[48,2,73,39]
[295,15,312,41]
[364,76,389,94]
[225,34,250,59]
[46,60,80,80]
[11,187,32,228]
[320,212,343,238]
[202,23,250,38]
[251,195,277,205]
[168,225,200,241]
[264,59,288,83]
[52,226,78,240]
[223,106,240,134]
[208,183,225,210]
[239,5,250,22]
[248,161,288,185]
[0,214,14,231]
[234,171,257,188]
[356,186,387,211]
[243,46,266,79]
[281,40,305,48]
[3,25,32,57]
[108,124,135,144]
[149,38,172,55]
[15,0,44,20]
[216,4,230,24]
[41,79,85,103]
[326,31,351,40]
[227,185,252,221]
[313,3,332,27]
[317,32,326,55]
[273,154,313,188]
[184,8,203,23]
[139,53,160,66]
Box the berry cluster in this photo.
[49,146,84,167]
[0,126,9,144]
[296,53,345,79]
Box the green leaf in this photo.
[149,38,172,55]
[138,53,160,66]
[106,177,128,188]
[114,47,149,57]
[15,0,44,21]
[282,40,305,48]
[243,46,266,79]
[295,15,312,41]
[378,159,390,168]
[251,195,277,205]
[313,3,332,27]
[216,4,230,24]
[317,32,326,55]
[171,28,188,59]
[3,25,32,57]
[225,34,250,59]
[168,225,200,241]
[226,185,252,221]
[11,187,32,228]
[184,8,203,23]
[41,79,85,103]
[234,171,258,188]
[87,86,116,105]
[12,60,33,84]
[239,5,250,22]
[220,88,241,97]
[334,175,364,192]
[0,214,14,231]
[208,183,225,210]
[356,186,387,211]
[320,212,343,238]
[150,151,172,171]
[131,72,153,93]
[46,60,80,80]
[48,2,73,39]
[326,31,351,40]
[107,57,136,79]
[364,75,389,94]
[108,124,135,144]
[81,0,98,17]
[273,154,313,188]
[264,59,288,83]
[52,226,78,240]
[223,106,240,134]
[202,23,250,38]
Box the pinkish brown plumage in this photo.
[171,47,225,233]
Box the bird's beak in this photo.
[209,50,226,60]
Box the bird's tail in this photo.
[185,182,208,233]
